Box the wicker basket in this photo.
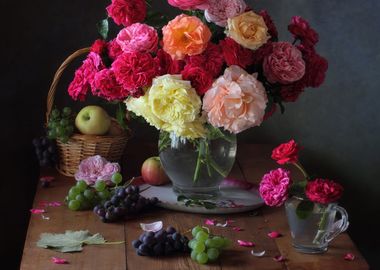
[46,47,130,177]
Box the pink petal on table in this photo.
[251,250,266,257]
[268,231,282,238]
[344,253,355,261]
[30,209,45,214]
[273,255,285,262]
[39,201,62,207]
[232,227,243,232]
[220,178,254,190]
[205,219,216,226]
[40,176,55,182]
[51,257,68,264]
[140,221,163,232]
[237,240,255,247]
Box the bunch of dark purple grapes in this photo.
[32,136,58,167]
[132,226,190,256]
[93,185,159,223]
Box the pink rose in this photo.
[106,0,146,26]
[259,168,292,207]
[74,155,120,186]
[168,0,209,10]
[263,42,306,84]
[107,39,123,60]
[203,65,268,134]
[306,178,343,204]
[204,0,246,27]
[116,23,158,53]
[93,69,129,101]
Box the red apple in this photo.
[141,156,170,186]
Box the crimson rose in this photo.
[181,65,213,95]
[220,37,254,69]
[271,139,300,165]
[106,0,146,27]
[305,179,343,204]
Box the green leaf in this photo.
[177,195,187,202]
[37,230,106,253]
[202,201,217,209]
[289,180,308,198]
[296,201,314,220]
[158,131,171,152]
[97,18,109,40]
[116,102,129,131]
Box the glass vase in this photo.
[285,196,349,254]
[158,130,237,199]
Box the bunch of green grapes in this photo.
[188,226,231,265]
[47,107,75,143]
[65,173,123,211]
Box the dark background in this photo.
[1,0,379,269]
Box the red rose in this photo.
[155,49,185,75]
[90,39,107,55]
[271,139,300,165]
[93,69,129,101]
[106,0,146,27]
[288,16,319,47]
[107,39,123,60]
[306,179,343,204]
[181,65,213,95]
[186,43,224,77]
[280,81,305,102]
[220,37,254,69]
[251,42,273,65]
[259,10,278,41]
[112,51,158,93]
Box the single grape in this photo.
[76,180,87,191]
[69,186,80,196]
[98,189,110,200]
[193,242,205,253]
[116,188,126,198]
[166,226,176,234]
[55,126,65,137]
[205,239,214,248]
[212,236,224,249]
[60,118,69,126]
[207,248,220,261]
[132,240,142,249]
[97,208,106,217]
[68,200,81,211]
[83,189,95,200]
[95,180,106,191]
[192,225,203,237]
[110,196,119,205]
[62,107,72,116]
[51,109,60,118]
[111,172,123,185]
[195,231,209,243]
[47,130,56,139]
[188,239,197,249]
[75,194,85,203]
[172,232,181,241]
[154,230,166,242]
[196,252,208,264]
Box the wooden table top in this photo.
[20,144,369,270]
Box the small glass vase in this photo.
[158,129,237,199]
[285,196,349,254]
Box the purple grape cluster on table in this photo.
[132,226,190,256]
[32,136,58,167]
[93,185,159,222]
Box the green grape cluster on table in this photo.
[47,107,75,143]
[188,225,231,264]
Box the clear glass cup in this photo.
[285,196,349,254]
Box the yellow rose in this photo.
[125,74,206,139]
[226,11,270,50]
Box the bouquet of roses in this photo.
[67,0,328,181]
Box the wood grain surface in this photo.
[19,144,369,270]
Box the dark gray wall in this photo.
[1,0,378,269]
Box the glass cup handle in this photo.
[325,205,349,242]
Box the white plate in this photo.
[140,184,264,214]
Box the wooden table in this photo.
[20,144,369,270]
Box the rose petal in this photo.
[140,221,163,232]
[268,231,282,238]
[232,227,243,232]
[273,255,285,262]
[205,219,216,226]
[42,215,50,220]
[39,201,62,207]
[237,240,255,247]
[52,257,68,264]
[251,250,266,257]
[40,176,55,182]
[344,253,355,261]
[30,209,45,214]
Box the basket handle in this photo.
[46,47,91,124]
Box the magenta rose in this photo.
[90,39,107,54]
[306,178,343,204]
[259,168,292,207]
[107,39,123,60]
[154,49,185,75]
[288,16,319,47]
[93,69,129,101]
[264,42,306,84]
[204,0,246,27]
[168,0,209,10]
[271,139,300,165]
[116,23,158,53]
[106,0,146,26]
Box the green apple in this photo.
[75,105,111,135]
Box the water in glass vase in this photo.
[159,130,237,199]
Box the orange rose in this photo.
[162,14,211,60]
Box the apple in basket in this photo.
[75,105,111,135]
[141,157,170,186]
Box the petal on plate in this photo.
[52,257,68,264]
[344,253,355,261]
[232,227,243,232]
[205,219,216,226]
[268,231,282,238]
[30,209,45,214]
[251,250,266,257]
[273,255,285,262]
[237,240,255,247]
[140,221,163,232]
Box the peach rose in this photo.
[162,14,211,60]
[226,11,270,50]
[203,65,268,134]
